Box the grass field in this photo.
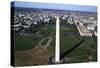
[15,24,56,50]
[14,23,97,66]
[15,24,56,66]
[15,34,41,50]
[60,23,97,62]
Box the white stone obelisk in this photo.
[55,16,60,62]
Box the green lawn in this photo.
[39,24,56,34]
[15,23,97,61]
[60,24,81,53]
[60,24,97,61]
[15,34,40,50]
[15,24,56,50]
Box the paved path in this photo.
[45,37,53,47]
[38,38,45,45]
[38,36,53,47]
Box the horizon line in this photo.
[11,1,97,13]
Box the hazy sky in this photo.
[12,1,97,12]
